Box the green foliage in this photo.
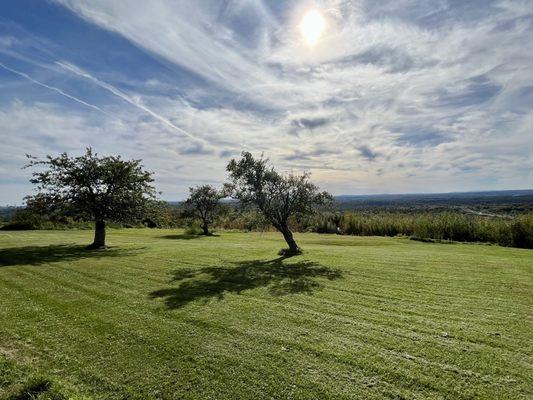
[184,185,224,234]
[184,220,203,235]
[226,151,332,251]
[293,212,341,234]
[24,148,157,248]
[0,207,20,225]
[24,148,157,225]
[338,211,533,248]
[511,214,533,248]
[215,210,271,231]
[0,207,50,230]
[142,200,183,228]
[0,206,93,231]
[0,201,186,231]
[226,152,332,226]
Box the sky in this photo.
[0,0,532,204]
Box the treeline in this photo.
[0,201,180,231]
[4,205,531,249]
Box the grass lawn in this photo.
[0,229,532,399]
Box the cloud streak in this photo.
[56,61,203,143]
[0,61,109,115]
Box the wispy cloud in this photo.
[55,61,203,143]
[0,61,108,114]
[52,0,282,105]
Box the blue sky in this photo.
[1,0,532,204]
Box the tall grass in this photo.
[340,212,533,248]
[213,210,533,248]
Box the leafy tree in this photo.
[25,148,157,249]
[226,152,332,254]
[184,185,224,235]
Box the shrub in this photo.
[215,210,272,232]
[511,214,533,248]
[184,220,203,235]
[0,208,56,230]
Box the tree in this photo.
[184,185,224,235]
[25,148,157,249]
[226,152,332,254]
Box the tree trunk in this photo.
[280,226,300,254]
[88,220,106,249]
[202,221,210,236]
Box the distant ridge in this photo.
[336,189,533,200]
[334,190,533,207]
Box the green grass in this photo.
[0,229,532,399]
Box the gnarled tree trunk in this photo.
[202,221,210,236]
[88,220,106,249]
[280,226,300,254]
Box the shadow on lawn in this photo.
[0,244,128,267]
[158,234,220,240]
[150,256,342,309]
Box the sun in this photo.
[300,10,326,45]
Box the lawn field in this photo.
[0,229,532,399]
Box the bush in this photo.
[300,212,340,234]
[511,214,533,248]
[143,201,184,228]
[184,220,203,235]
[215,210,272,232]
[0,207,94,231]
[0,208,53,230]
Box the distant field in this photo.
[0,229,532,399]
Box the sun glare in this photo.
[300,10,326,45]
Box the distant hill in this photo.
[335,190,533,205]
[333,190,533,213]
[0,206,21,220]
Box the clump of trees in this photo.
[183,185,225,235]
[226,152,332,254]
[25,148,157,249]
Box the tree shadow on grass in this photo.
[158,234,220,240]
[0,244,130,267]
[149,256,342,309]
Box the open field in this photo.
[0,229,532,399]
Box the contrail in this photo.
[56,61,201,142]
[0,61,109,115]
